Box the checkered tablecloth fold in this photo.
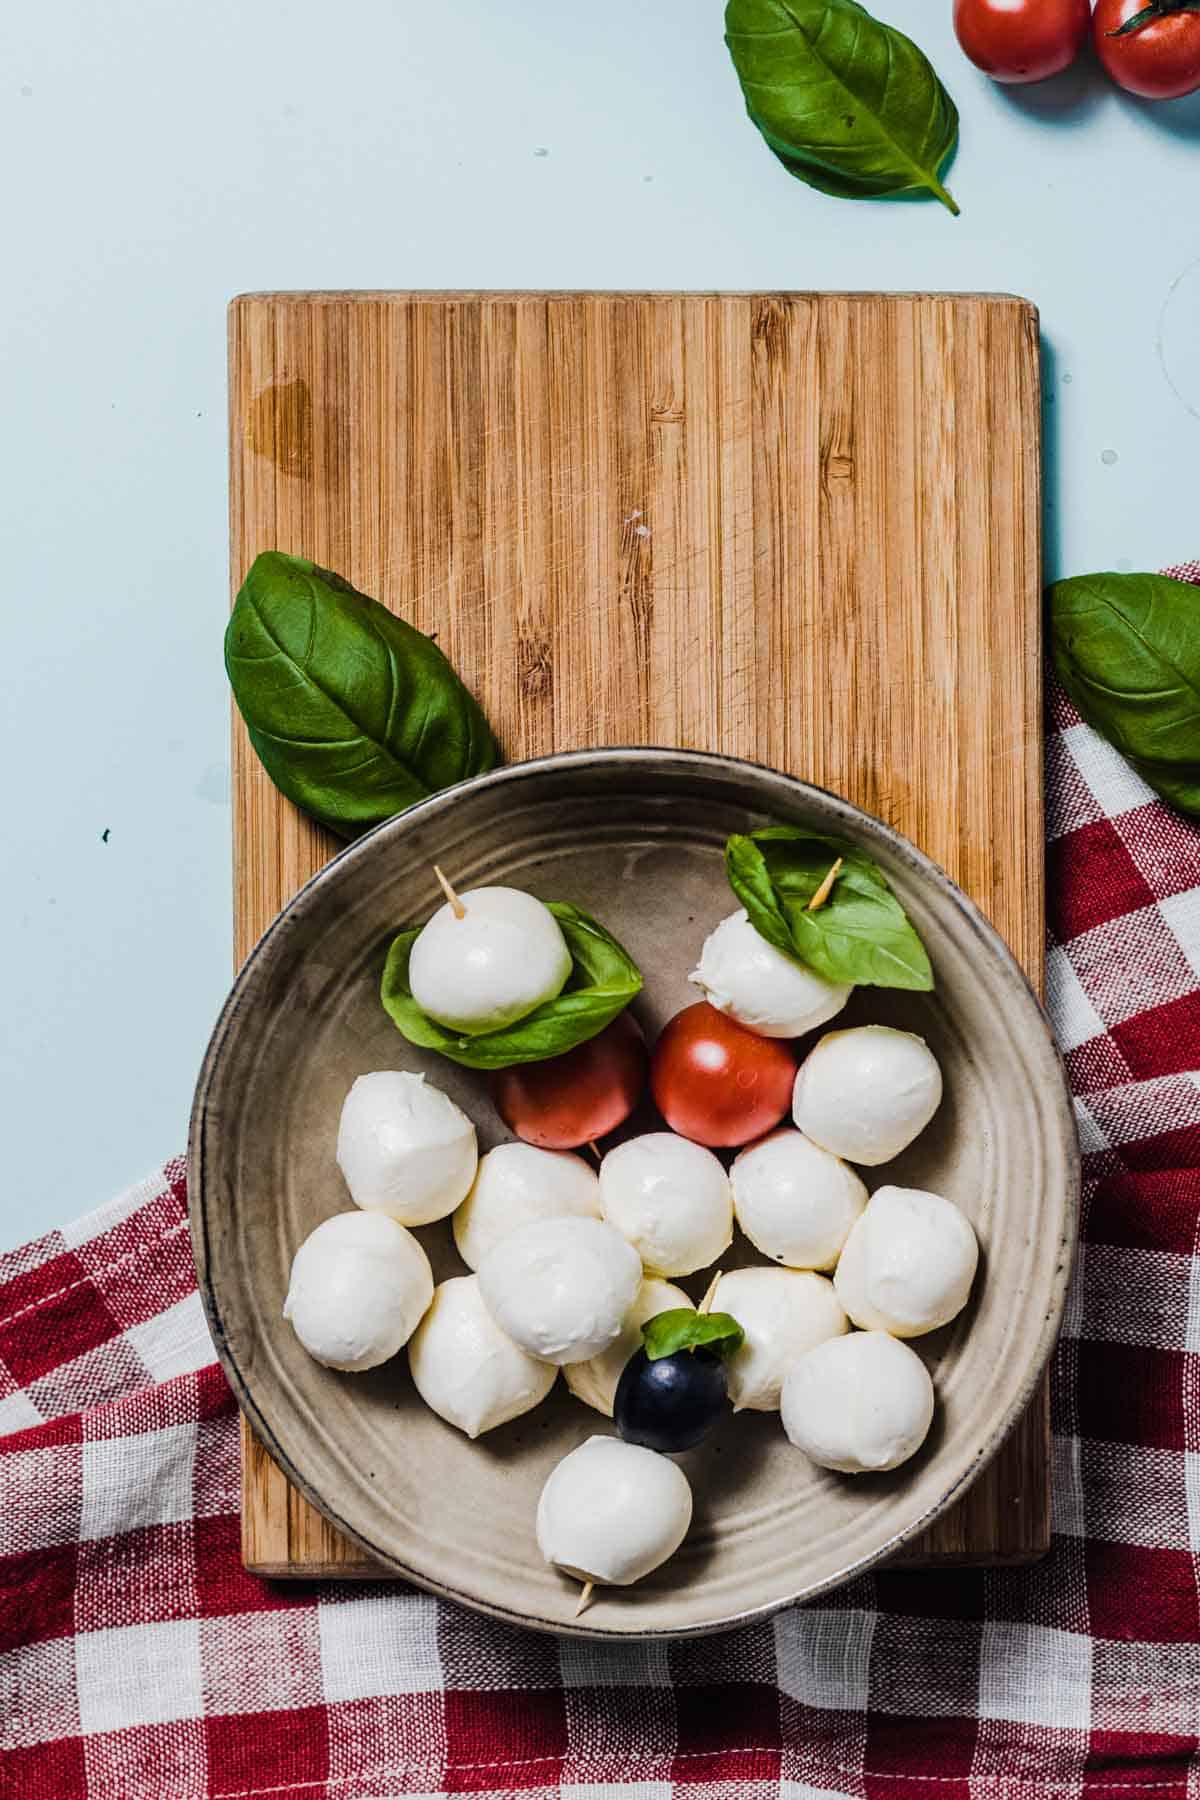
[4,567,1200,1798]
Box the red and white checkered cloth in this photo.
[4,566,1200,1800]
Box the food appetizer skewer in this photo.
[280,826,981,1621]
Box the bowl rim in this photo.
[190,745,1080,1638]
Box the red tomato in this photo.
[1094,0,1200,98]
[650,1003,797,1150]
[953,0,1090,82]
[491,1011,648,1150]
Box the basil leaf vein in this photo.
[380,902,642,1068]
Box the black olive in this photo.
[613,1346,728,1453]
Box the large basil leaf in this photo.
[225,551,500,838]
[1049,572,1200,820]
[726,827,933,990]
[724,0,960,215]
[380,902,642,1069]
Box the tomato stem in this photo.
[1108,0,1200,36]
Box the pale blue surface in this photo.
[1,2,1198,1248]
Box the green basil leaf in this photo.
[225,551,500,838]
[642,1309,746,1362]
[727,827,934,991]
[1048,572,1200,820]
[725,836,796,959]
[724,0,960,215]
[380,902,642,1069]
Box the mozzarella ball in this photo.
[691,909,852,1038]
[453,1143,600,1271]
[565,1277,693,1417]
[792,1026,943,1166]
[407,1275,557,1438]
[781,1331,935,1473]
[283,1211,433,1372]
[337,1070,477,1226]
[536,1436,693,1586]
[712,1266,847,1412]
[408,886,572,1034]
[731,1128,868,1270]
[477,1216,642,1365]
[834,1185,979,1338]
[599,1133,733,1277]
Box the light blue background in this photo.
[1,2,1197,1249]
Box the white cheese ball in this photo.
[337,1070,477,1226]
[408,886,572,1034]
[691,909,852,1038]
[407,1275,557,1438]
[792,1026,943,1166]
[599,1133,733,1278]
[781,1330,935,1473]
[731,1128,868,1270]
[477,1216,642,1365]
[834,1184,979,1338]
[712,1266,847,1412]
[536,1436,693,1586]
[564,1277,693,1417]
[453,1143,600,1271]
[283,1211,433,1372]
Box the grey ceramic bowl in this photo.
[190,749,1079,1638]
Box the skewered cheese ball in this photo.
[792,1025,943,1166]
[834,1185,979,1337]
[731,1128,868,1270]
[536,1435,693,1586]
[408,885,572,1033]
[691,909,852,1038]
[477,1216,642,1365]
[712,1266,847,1412]
[781,1331,935,1473]
[565,1276,693,1416]
[407,1275,557,1437]
[337,1071,477,1226]
[453,1143,600,1270]
[599,1132,733,1277]
[283,1211,433,1372]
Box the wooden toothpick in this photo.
[433,864,466,919]
[807,856,844,912]
[575,1580,595,1616]
[698,1270,723,1316]
[588,1141,603,1164]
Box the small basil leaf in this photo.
[380,902,642,1068]
[1048,572,1200,820]
[724,0,960,215]
[725,836,796,959]
[642,1309,746,1362]
[727,827,934,991]
[225,551,500,838]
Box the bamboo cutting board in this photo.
[229,290,1046,1579]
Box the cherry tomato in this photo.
[1094,0,1200,98]
[649,1002,796,1149]
[953,0,1090,83]
[491,1010,647,1150]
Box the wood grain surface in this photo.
[228,290,1046,1580]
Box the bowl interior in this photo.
[191,750,1078,1637]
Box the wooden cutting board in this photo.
[229,290,1046,1579]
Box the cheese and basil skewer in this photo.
[408,869,572,1034]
